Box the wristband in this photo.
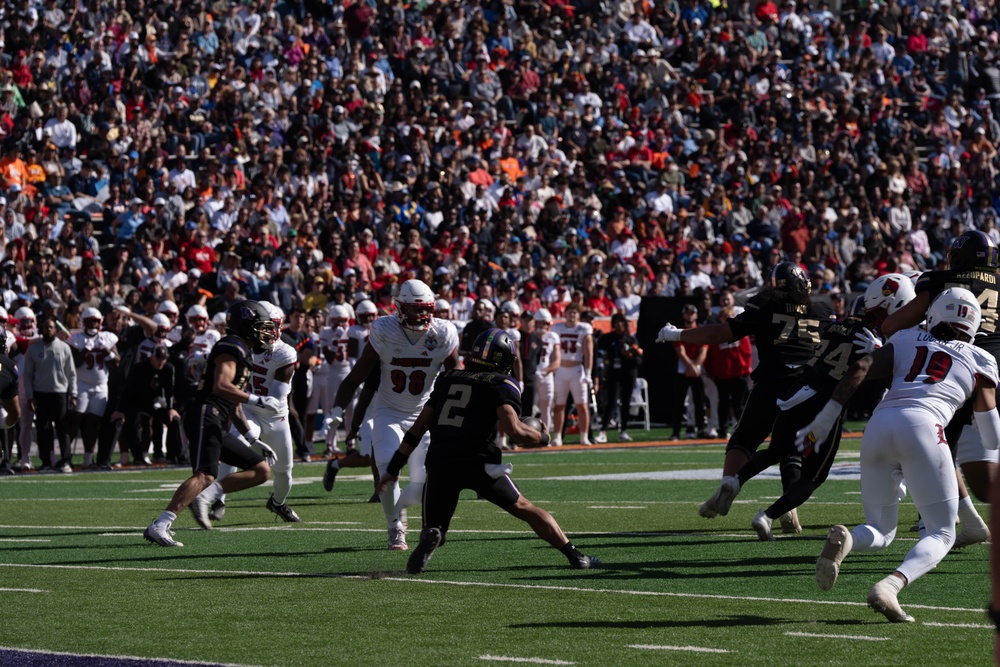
[386,450,409,477]
[401,430,420,448]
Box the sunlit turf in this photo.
[0,438,992,667]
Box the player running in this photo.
[799,288,999,622]
[378,328,601,574]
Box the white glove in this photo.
[656,323,681,343]
[325,423,341,449]
[795,400,844,456]
[326,406,344,431]
[249,438,277,466]
[853,327,882,355]
[248,394,283,415]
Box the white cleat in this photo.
[190,494,213,530]
[143,522,183,547]
[867,580,915,623]
[816,525,853,591]
[952,518,990,549]
[388,527,408,551]
[700,476,740,518]
[594,431,608,444]
[778,508,802,534]
[752,510,775,541]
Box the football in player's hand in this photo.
[521,416,545,433]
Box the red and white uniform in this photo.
[310,326,350,414]
[68,331,118,416]
[137,336,172,362]
[853,328,999,584]
[551,321,592,404]
[190,329,222,357]
[536,329,560,427]
[367,316,458,477]
[347,322,371,359]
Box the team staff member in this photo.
[111,345,178,467]
[657,262,830,517]
[379,328,601,575]
[143,301,282,547]
[595,313,642,443]
[517,311,542,417]
[24,317,77,473]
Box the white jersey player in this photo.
[533,308,561,430]
[194,302,301,524]
[549,304,594,446]
[67,308,119,468]
[137,314,173,362]
[799,288,1000,623]
[325,279,460,550]
[316,304,354,451]
[184,305,222,355]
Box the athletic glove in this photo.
[249,438,277,466]
[852,328,882,355]
[795,400,844,457]
[326,406,345,432]
[248,394,283,415]
[656,323,681,343]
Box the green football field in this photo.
[0,433,993,667]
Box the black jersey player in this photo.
[701,276,912,539]
[657,262,832,518]
[378,328,601,574]
[144,300,283,546]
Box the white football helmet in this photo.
[903,271,923,287]
[14,306,36,337]
[926,287,982,338]
[434,298,451,318]
[82,307,103,336]
[327,304,351,329]
[355,299,377,326]
[475,298,496,319]
[863,273,915,334]
[396,279,435,332]
[257,301,284,348]
[211,311,228,334]
[158,300,180,324]
[152,313,172,339]
[499,300,522,316]
[533,307,553,323]
[0,306,8,325]
[186,304,209,333]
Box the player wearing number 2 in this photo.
[67,308,119,469]
[327,279,460,550]
[799,288,999,623]
[882,231,1000,540]
[657,262,832,522]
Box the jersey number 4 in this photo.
[390,369,427,395]
[904,346,953,384]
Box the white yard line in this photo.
[922,622,993,629]
[0,587,47,593]
[477,655,575,665]
[785,632,888,641]
[0,562,986,615]
[0,538,50,542]
[628,644,730,653]
[0,646,264,666]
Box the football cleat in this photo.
[952,517,990,549]
[190,494,213,530]
[752,510,775,541]
[388,526,408,551]
[867,580,915,623]
[406,527,443,575]
[594,431,608,444]
[618,431,632,442]
[778,508,802,534]
[569,554,602,570]
[266,494,301,522]
[143,522,183,547]
[323,459,339,492]
[208,499,226,521]
[816,525,853,591]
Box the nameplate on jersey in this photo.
[390,357,433,367]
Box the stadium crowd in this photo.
[1,0,1000,470]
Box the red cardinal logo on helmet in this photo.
[881,277,899,297]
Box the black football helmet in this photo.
[769,261,811,297]
[948,230,1000,271]
[226,300,277,352]
[467,328,517,375]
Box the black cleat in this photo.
[266,494,301,522]
[569,555,601,570]
[406,527,443,575]
[323,459,339,492]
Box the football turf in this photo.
[0,437,992,667]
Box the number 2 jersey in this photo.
[915,269,1000,363]
[367,316,459,416]
[876,327,999,426]
[244,339,298,420]
[727,294,831,381]
[426,369,522,465]
[67,331,119,387]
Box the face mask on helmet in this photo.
[395,280,436,332]
[188,314,209,333]
[83,316,103,336]
[15,308,36,337]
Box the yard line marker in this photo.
[785,632,888,641]
[628,644,730,653]
[0,646,265,666]
[0,587,46,593]
[0,538,50,542]
[0,563,986,615]
[922,622,993,629]
[478,655,575,665]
